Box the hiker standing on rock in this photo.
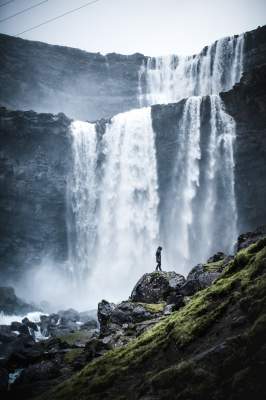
[155,246,162,271]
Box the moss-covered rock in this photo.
[35,238,266,400]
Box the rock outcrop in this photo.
[130,271,185,303]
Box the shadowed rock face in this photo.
[0,25,266,120]
[0,108,72,279]
[221,64,266,234]
[0,34,146,120]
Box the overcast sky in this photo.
[0,0,265,56]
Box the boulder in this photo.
[97,300,116,333]
[181,254,233,296]
[22,318,38,332]
[58,309,80,323]
[130,271,185,303]
[10,322,29,336]
[236,225,266,251]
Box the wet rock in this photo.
[236,226,266,251]
[98,300,116,333]
[207,252,226,263]
[80,320,98,330]
[14,360,60,384]
[58,309,80,323]
[130,271,185,303]
[10,322,29,336]
[166,293,184,309]
[181,264,220,296]
[0,287,35,315]
[0,367,8,394]
[22,317,38,332]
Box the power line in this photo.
[0,0,48,24]
[0,0,16,8]
[14,0,102,37]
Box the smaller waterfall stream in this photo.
[68,121,98,282]
[139,33,244,106]
[163,95,237,272]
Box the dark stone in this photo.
[207,252,226,263]
[235,226,266,252]
[0,286,35,314]
[0,108,72,280]
[10,322,29,336]
[130,271,185,303]
[58,309,80,323]
[97,300,116,333]
[14,361,60,384]
[22,318,38,332]
[0,368,8,394]
[180,264,221,296]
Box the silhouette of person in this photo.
[155,246,162,271]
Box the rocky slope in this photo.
[0,26,266,120]
[1,228,264,399]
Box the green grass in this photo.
[60,330,93,346]
[138,302,166,313]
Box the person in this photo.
[155,246,162,271]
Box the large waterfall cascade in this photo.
[139,33,244,106]
[68,32,244,305]
[69,108,159,302]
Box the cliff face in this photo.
[221,65,266,234]
[0,108,71,279]
[0,26,266,121]
[0,34,145,120]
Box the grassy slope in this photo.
[37,239,266,400]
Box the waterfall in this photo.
[69,108,159,303]
[68,121,98,282]
[163,95,237,272]
[67,33,241,304]
[139,33,244,105]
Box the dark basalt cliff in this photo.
[0,34,145,120]
[221,65,266,234]
[0,108,71,279]
[0,25,266,120]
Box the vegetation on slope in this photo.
[37,238,266,400]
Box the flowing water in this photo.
[69,108,159,303]
[162,95,237,273]
[139,33,244,105]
